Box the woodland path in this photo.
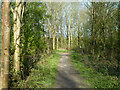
[55,52,90,88]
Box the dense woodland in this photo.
[0,1,120,88]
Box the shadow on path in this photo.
[55,53,90,88]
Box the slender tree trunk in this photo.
[47,4,51,53]
[52,10,58,50]
[70,19,72,48]
[77,25,80,46]
[13,1,24,72]
[1,2,5,89]
[52,19,55,50]
[1,1,10,88]
[102,4,106,60]
[43,22,45,43]
[49,2,51,39]
[47,20,50,53]
[52,10,55,50]
[110,29,113,60]
[66,25,68,49]
[14,5,21,71]
[57,33,59,50]
[61,25,63,48]
[48,3,51,51]
[68,23,70,50]
[91,2,95,55]
[53,36,55,50]
[49,19,52,52]
[57,25,59,50]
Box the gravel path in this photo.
[55,53,90,88]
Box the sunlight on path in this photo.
[55,53,90,88]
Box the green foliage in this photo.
[70,52,119,88]
[20,3,48,77]
[75,2,119,76]
[18,52,60,88]
[56,50,69,53]
[9,2,50,87]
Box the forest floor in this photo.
[55,52,90,88]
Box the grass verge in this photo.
[70,52,119,88]
[18,52,61,88]
[56,50,69,53]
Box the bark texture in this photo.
[1,1,10,88]
[12,1,25,71]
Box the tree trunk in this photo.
[47,4,51,53]
[68,23,71,50]
[57,34,59,50]
[52,10,58,50]
[53,36,55,50]
[57,26,59,50]
[1,1,10,88]
[1,2,5,89]
[66,25,69,49]
[77,25,80,46]
[91,2,95,55]
[14,5,21,71]
[13,1,24,72]
[70,19,72,48]
[61,26,63,48]
[52,20,55,50]
[101,4,106,60]
[47,20,50,53]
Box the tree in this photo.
[1,1,11,88]
[11,0,25,72]
[117,1,120,76]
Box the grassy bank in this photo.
[18,52,61,88]
[56,50,69,53]
[70,52,119,88]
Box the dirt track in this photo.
[55,53,90,88]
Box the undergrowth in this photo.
[70,52,119,88]
[18,52,61,88]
